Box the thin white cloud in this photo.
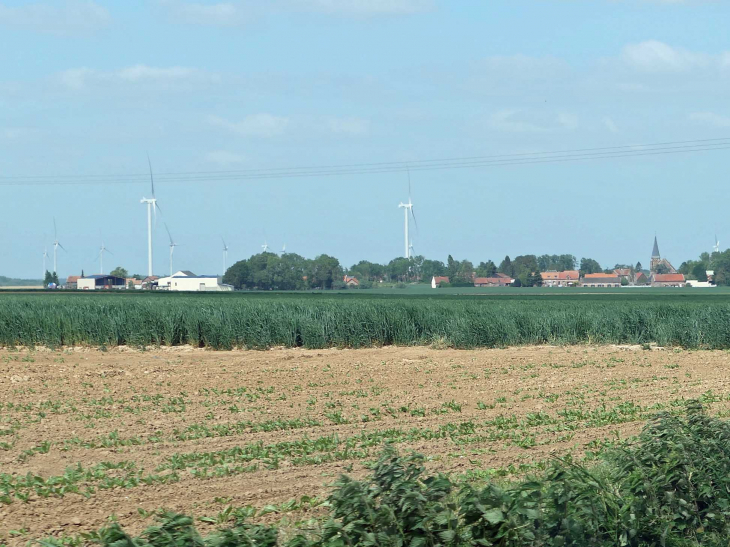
[205,150,247,165]
[603,117,619,133]
[0,1,110,35]
[688,111,730,127]
[489,109,578,133]
[557,112,579,130]
[327,116,370,135]
[489,109,548,133]
[621,40,712,72]
[58,65,219,89]
[289,0,434,16]
[159,1,247,26]
[208,114,290,137]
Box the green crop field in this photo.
[1,289,730,349]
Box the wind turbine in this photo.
[262,240,269,253]
[714,235,720,254]
[140,156,162,277]
[98,242,112,275]
[42,248,49,277]
[222,238,229,273]
[52,218,66,274]
[165,224,178,277]
[398,169,418,258]
[280,243,286,256]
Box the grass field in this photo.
[2,345,730,545]
[2,289,730,349]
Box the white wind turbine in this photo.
[714,235,720,254]
[280,243,286,256]
[140,156,162,277]
[165,224,178,277]
[43,248,49,277]
[98,242,112,275]
[52,218,66,274]
[262,240,269,253]
[222,238,229,273]
[398,170,418,259]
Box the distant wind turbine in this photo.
[222,238,229,273]
[52,218,66,274]
[98,242,112,275]
[280,243,286,256]
[165,224,178,277]
[43,248,48,277]
[262,240,269,253]
[714,235,720,254]
[398,169,418,259]
[140,156,162,277]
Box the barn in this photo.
[77,275,126,290]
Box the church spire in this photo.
[652,235,660,258]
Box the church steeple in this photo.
[652,235,660,258]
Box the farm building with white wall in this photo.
[77,275,126,290]
[156,271,233,292]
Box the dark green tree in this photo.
[498,256,513,277]
[110,267,128,278]
[579,258,602,276]
[475,260,497,278]
[635,261,643,272]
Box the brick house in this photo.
[540,270,580,287]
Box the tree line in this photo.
[221,252,615,290]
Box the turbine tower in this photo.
[222,238,229,273]
[140,156,162,277]
[398,170,418,258]
[98,242,112,275]
[714,235,720,254]
[165,224,177,277]
[42,248,48,277]
[52,218,66,274]
[262,240,269,253]
[281,243,286,256]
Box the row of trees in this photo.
[222,252,609,290]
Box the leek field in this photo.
[1,290,730,349]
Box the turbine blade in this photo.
[411,206,419,234]
[165,223,173,244]
[147,154,155,197]
[53,218,57,239]
[407,167,412,201]
[58,243,67,252]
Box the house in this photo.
[431,276,450,288]
[614,268,632,283]
[540,270,580,287]
[66,275,80,290]
[141,276,159,290]
[343,275,359,287]
[77,275,126,290]
[651,273,686,287]
[581,275,621,288]
[634,272,649,285]
[474,276,514,287]
[126,278,142,290]
[156,271,233,291]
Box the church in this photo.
[650,236,677,274]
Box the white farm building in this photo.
[156,270,233,292]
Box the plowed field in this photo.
[2,345,730,543]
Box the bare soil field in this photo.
[2,345,730,543]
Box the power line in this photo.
[1,136,728,186]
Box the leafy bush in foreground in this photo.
[38,402,730,546]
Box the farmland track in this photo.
[2,345,730,543]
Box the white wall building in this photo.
[156,270,233,292]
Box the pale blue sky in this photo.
[2,0,730,278]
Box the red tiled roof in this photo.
[540,270,579,280]
[433,276,450,284]
[614,268,631,276]
[584,272,611,278]
[653,273,685,282]
[66,276,80,283]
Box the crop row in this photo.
[3,293,730,348]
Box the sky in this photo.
[2,0,730,279]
